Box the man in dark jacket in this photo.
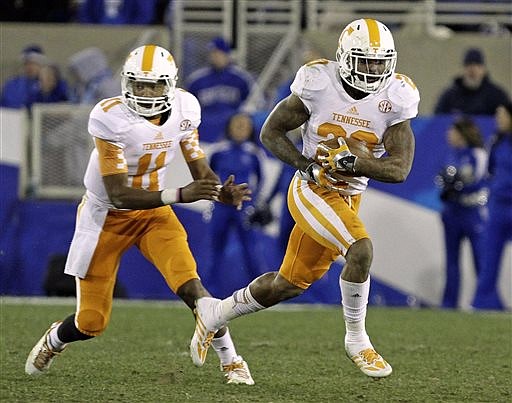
[434,48,510,115]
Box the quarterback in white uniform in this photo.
[192,19,420,379]
[25,45,255,385]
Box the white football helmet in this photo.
[336,19,397,94]
[121,45,178,116]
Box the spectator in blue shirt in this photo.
[435,117,488,309]
[472,102,512,310]
[260,162,296,261]
[206,113,265,293]
[434,48,510,115]
[77,0,157,25]
[1,45,68,110]
[35,64,69,104]
[186,37,255,143]
[249,131,303,264]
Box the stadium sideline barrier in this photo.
[0,112,510,309]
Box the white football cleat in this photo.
[346,344,392,378]
[25,321,65,376]
[222,356,255,385]
[190,297,223,367]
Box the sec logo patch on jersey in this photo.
[378,100,392,113]
[180,119,192,130]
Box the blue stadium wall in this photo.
[0,115,501,306]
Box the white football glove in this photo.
[300,161,348,192]
[316,137,357,174]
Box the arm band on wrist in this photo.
[161,188,180,205]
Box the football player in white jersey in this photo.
[25,45,255,385]
[191,19,420,378]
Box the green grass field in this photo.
[1,297,511,403]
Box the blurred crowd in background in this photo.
[2,0,511,32]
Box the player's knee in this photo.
[273,274,304,300]
[76,309,108,336]
[347,238,373,272]
[247,272,303,305]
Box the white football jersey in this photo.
[83,88,205,208]
[291,59,420,195]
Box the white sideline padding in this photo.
[359,188,511,310]
[0,107,27,165]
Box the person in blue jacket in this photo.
[35,64,69,104]
[436,117,488,308]
[186,37,254,143]
[207,113,264,293]
[472,102,512,310]
[260,162,296,261]
[1,45,68,111]
[250,131,303,264]
[434,48,510,116]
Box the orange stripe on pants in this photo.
[278,176,370,290]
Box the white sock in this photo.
[340,276,371,347]
[220,285,266,322]
[212,328,238,366]
[47,324,66,351]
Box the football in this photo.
[317,136,373,160]
[345,136,374,158]
[314,136,373,180]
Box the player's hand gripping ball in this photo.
[314,136,372,176]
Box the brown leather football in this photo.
[344,136,374,158]
[315,136,373,164]
[314,136,373,180]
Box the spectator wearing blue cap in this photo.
[434,48,510,115]
[1,45,68,110]
[185,37,255,143]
